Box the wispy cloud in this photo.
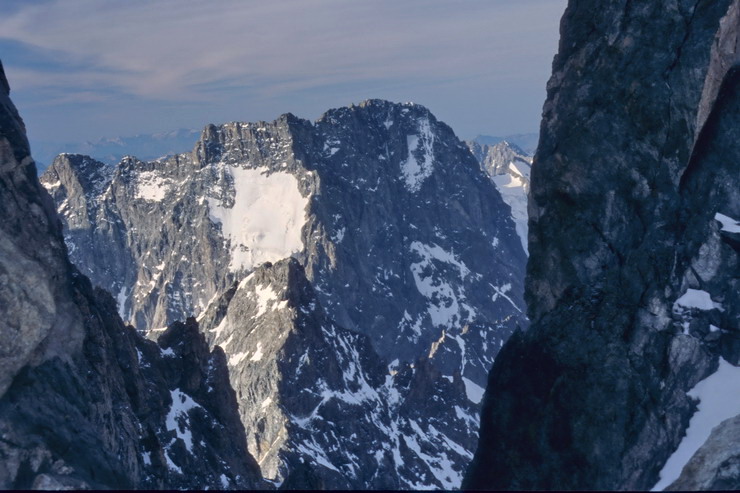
[0,0,566,142]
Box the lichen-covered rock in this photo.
[466,0,740,490]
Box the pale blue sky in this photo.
[0,0,566,147]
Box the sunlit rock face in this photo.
[466,1,740,490]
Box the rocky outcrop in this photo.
[466,0,740,490]
[0,60,83,400]
[668,414,740,490]
[0,60,263,489]
[42,100,527,486]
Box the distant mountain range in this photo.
[472,133,538,155]
[31,128,201,173]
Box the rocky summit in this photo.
[0,61,264,489]
[466,0,740,490]
[41,99,527,487]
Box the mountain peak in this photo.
[43,98,527,488]
[0,60,9,96]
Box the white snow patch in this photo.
[166,389,202,453]
[250,343,264,362]
[715,212,740,233]
[253,284,279,317]
[164,448,182,474]
[491,170,528,252]
[220,474,230,489]
[209,316,230,340]
[462,377,485,404]
[509,160,531,180]
[652,358,740,490]
[296,442,341,473]
[161,347,176,358]
[400,117,435,193]
[229,351,249,366]
[674,289,720,311]
[135,170,171,202]
[207,165,308,272]
[409,241,475,328]
[403,421,460,489]
[410,241,470,279]
[116,286,129,321]
[491,283,522,313]
[220,333,235,350]
[238,271,256,289]
[455,405,478,428]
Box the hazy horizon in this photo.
[1,0,566,150]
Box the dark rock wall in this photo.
[466,1,739,490]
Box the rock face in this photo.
[467,140,531,250]
[42,99,528,487]
[196,258,483,489]
[668,414,740,490]
[466,0,740,490]
[0,61,263,489]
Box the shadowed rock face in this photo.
[466,0,740,490]
[0,61,264,490]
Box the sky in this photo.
[0,0,567,149]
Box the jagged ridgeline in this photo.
[40,99,528,487]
